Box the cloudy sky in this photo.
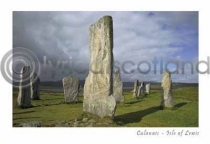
[13,11,198,83]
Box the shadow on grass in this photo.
[174,102,187,109]
[33,100,83,107]
[13,111,35,115]
[160,102,187,110]
[33,102,64,107]
[125,99,144,105]
[65,100,83,104]
[115,106,160,125]
[150,92,157,94]
[40,98,64,101]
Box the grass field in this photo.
[13,85,198,127]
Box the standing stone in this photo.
[83,16,116,118]
[62,76,80,103]
[17,66,32,108]
[31,72,40,100]
[137,86,141,98]
[113,69,124,102]
[160,71,174,108]
[145,83,151,94]
[141,81,145,95]
[137,81,145,98]
[133,79,139,98]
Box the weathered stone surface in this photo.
[19,121,41,127]
[137,81,145,98]
[83,96,116,118]
[133,79,139,98]
[161,71,174,108]
[146,83,151,94]
[31,72,40,100]
[113,69,124,102]
[137,86,141,98]
[17,66,32,108]
[83,16,116,118]
[141,81,145,95]
[62,76,80,103]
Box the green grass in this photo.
[13,86,198,127]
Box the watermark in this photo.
[1,47,41,88]
[41,56,209,76]
[1,47,209,86]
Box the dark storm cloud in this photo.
[13,11,198,82]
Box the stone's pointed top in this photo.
[163,70,171,75]
[103,15,112,18]
[100,15,112,24]
[102,15,112,21]
[162,71,171,80]
[63,76,79,81]
[21,66,30,74]
[63,76,78,80]
[161,70,172,92]
[90,15,113,28]
[162,71,171,85]
[114,69,120,74]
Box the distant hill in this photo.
[13,79,198,89]
[40,80,198,87]
[40,80,86,88]
[40,80,155,87]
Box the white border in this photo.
[0,0,210,144]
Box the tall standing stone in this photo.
[83,16,116,118]
[62,76,80,103]
[17,66,32,108]
[145,83,151,94]
[160,71,174,108]
[141,81,145,95]
[113,69,124,102]
[133,79,139,98]
[31,72,40,100]
[137,81,145,98]
[137,86,141,98]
